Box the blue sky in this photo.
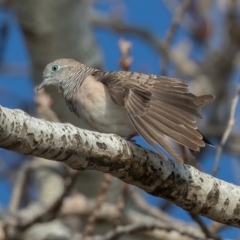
[0,1,239,238]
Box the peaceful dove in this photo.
[38,58,214,163]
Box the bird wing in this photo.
[93,70,214,163]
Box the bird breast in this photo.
[75,75,136,137]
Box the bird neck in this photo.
[58,67,95,112]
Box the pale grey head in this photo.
[37,58,88,92]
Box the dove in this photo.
[38,58,214,163]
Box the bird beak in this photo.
[37,77,49,91]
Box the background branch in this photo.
[0,105,239,228]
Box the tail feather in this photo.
[197,95,215,107]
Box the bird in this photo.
[38,58,214,163]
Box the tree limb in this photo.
[0,105,239,227]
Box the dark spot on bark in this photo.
[52,150,63,159]
[150,165,157,172]
[128,161,159,186]
[94,134,100,139]
[86,156,110,168]
[6,140,23,150]
[110,154,128,171]
[151,171,188,201]
[76,166,85,170]
[226,217,240,226]
[27,133,39,148]
[41,148,49,155]
[96,142,107,150]
[72,134,82,147]
[233,204,240,217]
[201,182,219,214]
[221,198,230,213]
[192,194,197,205]
[224,198,229,206]
[200,178,203,182]
[61,135,67,145]
[62,153,73,161]
[2,113,5,124]
[11,122,14,131]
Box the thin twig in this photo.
[114,182,129,226]
[130,189,170,223]
[161,0,190,75]
[118,39,133,71]
[8,162,31,215]
[212,85,240,176]
[91,14,164,54]
[209,221,229,234]
[35,88,60,122]
[89,222,210,240]
[61,193,211,240]
[190,213,222,240]
[82,174,112,237]
[5,168,79,230]
[91,13,201,78]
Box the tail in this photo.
[197,94,215,107]
[199,130,214,147]
[197,94,215,147]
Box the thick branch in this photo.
[0,105,239,227]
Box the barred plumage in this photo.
[38,58,214,163]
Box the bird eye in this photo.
[51,65,59,72]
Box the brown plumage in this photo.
[38,58,214,163]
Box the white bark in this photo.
[0,105,239,228]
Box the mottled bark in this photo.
[0,105,239,228]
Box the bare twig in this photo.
[130,189,171,223]
[91,13,201,78]
[190,213,222,240]
[89,222,209,240]
[91,14,164,55]
[5,169,79,230]
[8,162,31,215]
[161,0,190,75]
[212,85,240,176]
[83,174,112,236]
[209,221,229,234]
[114,182,129,226]
[118,39,133,71]
[35,88,60,122]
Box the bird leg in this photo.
[125,134,137,141]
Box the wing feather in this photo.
[95,70,214,163]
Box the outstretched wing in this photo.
[94,70,214,163]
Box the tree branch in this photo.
[0,105,239,227]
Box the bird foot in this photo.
[125,134,137,142]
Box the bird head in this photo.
[37,58,82,91]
